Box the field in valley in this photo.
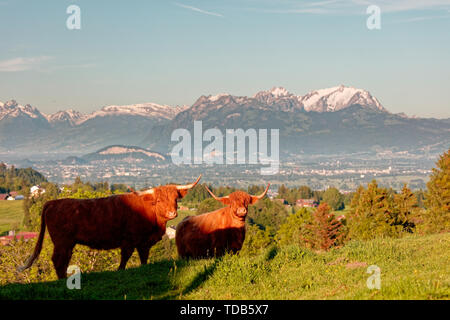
[0,200,24,234]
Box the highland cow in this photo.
[176,183,269,258]
[19,176,201,279]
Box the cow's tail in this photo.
[17,208,47,272]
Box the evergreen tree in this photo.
[348,180,395,240]
[348,180,416,240]
[302,204,347,250]
[298,186,312,199]
[392,184,417,233]
[277,184,289,199]
[350,185,364,208]
[197,198,224,214]
[322,187,345,211]
[422,149,450,233]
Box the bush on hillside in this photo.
[240,224,273,256]
[247,198,290,236]
[276,208,313,247]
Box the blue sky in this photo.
[0,0,449,118]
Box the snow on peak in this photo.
[254,87,292,99]
[299,85,385,112]
[0,100,45,121]
[251,85,386,112]
[46,102,188,125]
[269,87,291,97]
[92,102,185,120]
[47,109,84,124]
[208,93,230,102]
[40,101,189,126]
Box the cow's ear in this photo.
[250,196,260,204]
[178,189,189,198]
[219,198,231,206]
[143,194,156,204]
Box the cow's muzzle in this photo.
[237,207,248,216]
[167,211,177,219]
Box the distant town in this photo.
[2,149,436,192]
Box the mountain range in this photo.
[1,85,449,157]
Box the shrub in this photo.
[276,208,312,247]
[247,199,289,235]
[240,224,273,256]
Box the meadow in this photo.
[0,232,448,300]
[0,200,24,234]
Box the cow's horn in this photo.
[176,174,202,190]
[253,183,270,200]
[140,188,155,195]
[204,185,229,201]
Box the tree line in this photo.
[0,163,47,194]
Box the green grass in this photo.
[0,232,449,300]
[169,209,197,227]
[0,200,24,234]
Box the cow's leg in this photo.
[118,246,134,270]
[137,245,150,265]
[52,244,74,279]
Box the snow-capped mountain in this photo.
[6,85,382,127]
[47,109,85,126]
[298,85,386,112]
[1,86,449,155]
[0,100,48,121]
[253,85,386,113]
[80,103,188,123]
[0,100,187,126]
[47,103,188,126]
[146,86,449,155]
[254,87,302,111]
[0,100,189,153]
[183,85,386,119]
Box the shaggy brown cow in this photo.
[18,176,201,279]
[176,184,269,258]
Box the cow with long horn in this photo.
[176,183,270,258]
[19,175,201,279]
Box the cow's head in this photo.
[205,183,270,220]
[138,175,201,221]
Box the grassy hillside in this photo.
[0,200,24,234]
[0,232,448,300]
